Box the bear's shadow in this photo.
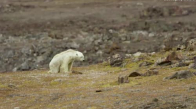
[72,70,83,74]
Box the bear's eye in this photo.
[76,54,78,56]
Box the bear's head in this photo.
[75,51,84,61]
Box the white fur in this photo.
[49,49,84,74]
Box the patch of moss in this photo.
[101,83,113,88]
[50,81,60,86]
[63,100,78,105]
[87,106,98,109]
[102,66,121,72]
[170,66,189,71]
[127,80,139,86]
[100,81,118,88]
[0,83,7,88]
[20,80,41,88]
[125,62,139,71]
[43,77,57,82]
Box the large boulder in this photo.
[108,54,124,67]
[155,51,182,66]
[187,38,196,51]
[118,74,130,84]
[165,70,195,79]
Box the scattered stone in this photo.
[187,38,196,51]
[140,102,158,109]
[166,51,181,61]
[118,74,130,84]
[19,61,31,71]
[165,70,195,79]
[143,69,159,76]
[152,98,159,102]
[188,63,196,69]
[109,54,124,67]
[150,52,156,55]
[176,45,186,51]
[12,67,18,72]
[8,84,16,88]
[155,57,171,66]
[140,6,192,19]
[128,72,142,77]
[125,54,132,58]
[188,57,196,69]
[171,61,189,68]
[189,87,195,90]
[1,20,196,73]
[0,34,4,43]
[155,51,181,66]
[139,61,153,67]
[133,52,142,57]
[36,55,46,64]
[95,89,102,92]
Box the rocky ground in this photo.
[1,50,196,109]
[1,0,196,108]
[1,0,196,72]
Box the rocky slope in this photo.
[1,0,196,72]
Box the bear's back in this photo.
[54,49,77,58]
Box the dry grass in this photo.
[1,51,196,109]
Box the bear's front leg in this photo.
[68,61,74,73]
[59,61,69,74]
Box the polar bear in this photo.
[49,49,84,74]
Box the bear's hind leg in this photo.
[49,63,59,73]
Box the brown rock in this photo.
[166,51,181,61]
[165,70,195,79]
[118,71,142,84]
[188,57,196,69]
[139,61,153,67]
[144,69,159,76]
[118,74,130,84]
[95,90,102,92]
[129,72,142,77]
[155,51,182,66]
[72,71,83,74]
[155,57,171,66]
[108,43,120,53]
[187,38,196,51]
[109,54,124,67]
[171,61,189,68]
[188,63,196,69]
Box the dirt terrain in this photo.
[1,0,196,108]
[1,51,196,109]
